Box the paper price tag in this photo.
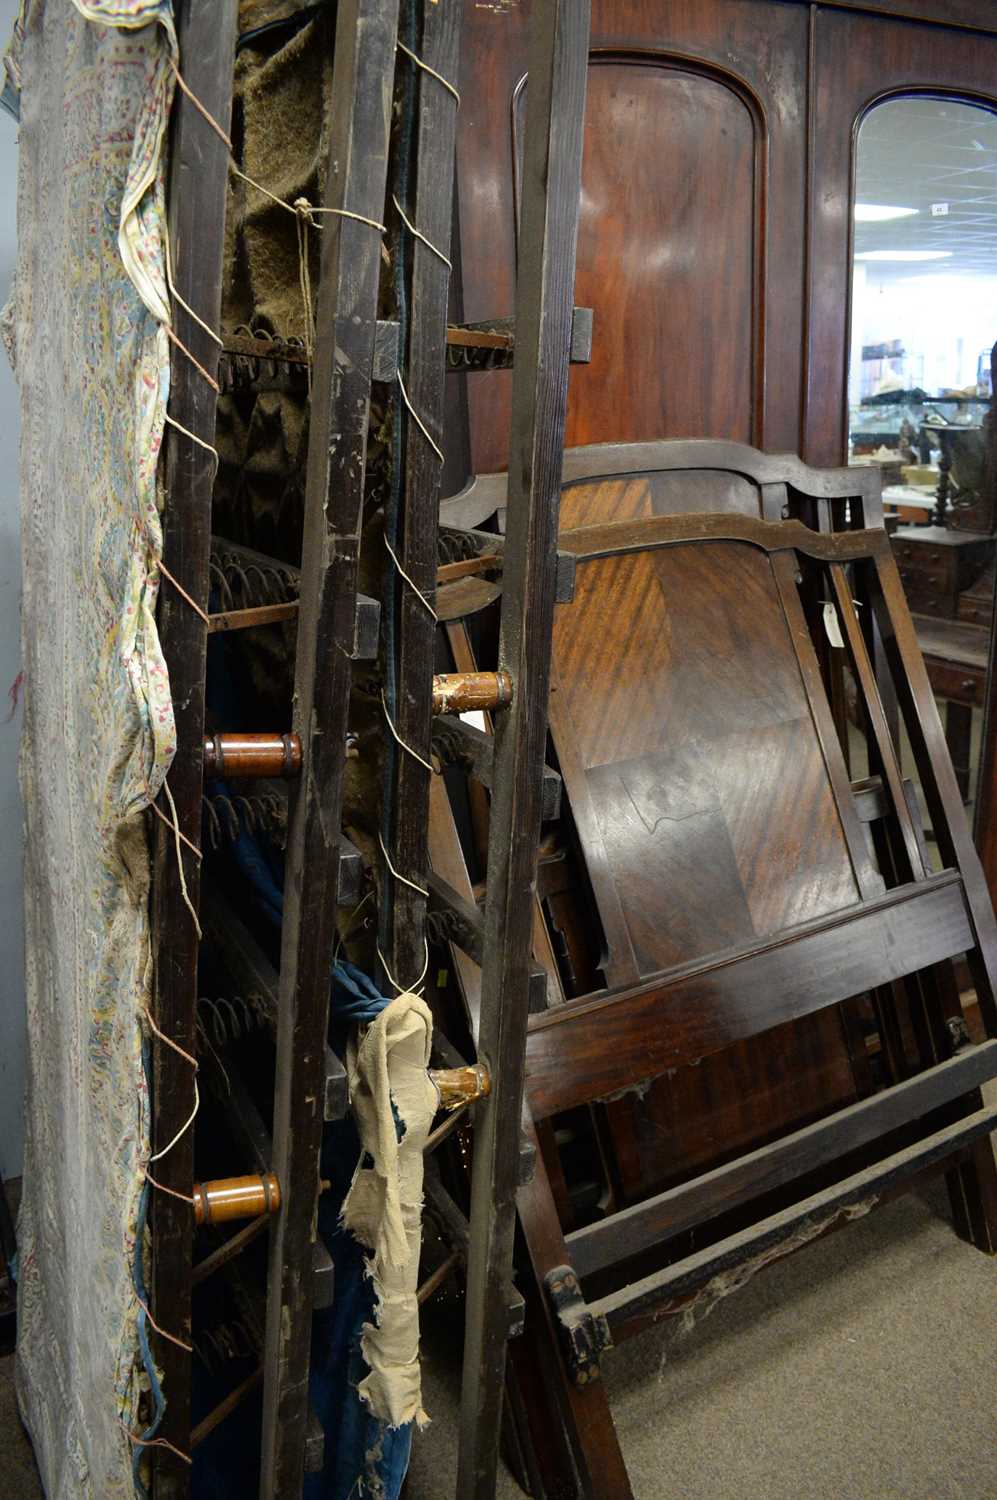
[823,601,844,649]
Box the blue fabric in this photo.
[304,1117,413,1500]
[196,628,414,1497]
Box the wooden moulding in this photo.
[524,872,974,1119]
[439,439,886,535]
[207,601,299,633]
[377,0,465,1002]
[587,1106,997,1342]
[203,731,302,780]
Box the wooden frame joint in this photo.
[544,1264,612,1385]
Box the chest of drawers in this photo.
[891,525,995,618]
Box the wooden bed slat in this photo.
[567,1039,997,1278]
[589,1105,997,1336]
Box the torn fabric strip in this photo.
[342,991,438,1432]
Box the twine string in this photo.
[293,199,315,376]
[164,229,223,350]
[377,829,430,898]
[165,324,220,394]
[384,534,437,621]
[380,688,437,776]
[153,558,211,628]
[396,39,461,105]
[135,1292,193,1354]
[377,936,430,998]
[143,1005,199,1068]
[119,1419,192,1466]
[149,797,202,861]
[164,412,221,476]
[162,778,203,940]
[148,1075,200,1165]
[144,1169,195,1206]
[391,194,452,272]
[170,58,232,148]
[396,371,445,465]
[230,159,386,233]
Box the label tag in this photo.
[823,601,844,649]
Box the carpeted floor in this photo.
[404,1179,997,1500]
[3,1179,995,1498]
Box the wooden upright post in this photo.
[457,1,591,1494]
[379,0,465,993]
[259,0,401,1492]
[151,5,239,1493]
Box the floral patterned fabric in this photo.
[9,2,176,1494]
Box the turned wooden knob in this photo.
[192,1173,281,1225]
[203,732,302,780]
[431,672,513,715]
[430,1062,491,1111]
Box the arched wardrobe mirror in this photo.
[847,95,997,861]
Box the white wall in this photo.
[0,0,23,1180]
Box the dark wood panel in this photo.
[810,0,997,34]
[551,542,861,977]
[259,0,401,1487]
[451,0,809,473]
[564,61,755,447]
[457,0,591,1488]
[525,874,973,1118]
[560,469,763,527]
[805,8,997,465]
[629,1012,858,1194]
[382,0,463,989]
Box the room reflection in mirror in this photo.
[847,95,997,855]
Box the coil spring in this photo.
[197,995,271,1047]
[194,1316,259,1375]
[444,341,513,373]
[437,527,484,566]
[425,907,468,949]
[208,550,299,612]
[430,717,467,767]
[202,791,286,850]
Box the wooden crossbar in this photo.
[525,872,972,1117]
[567,1039,997,1279]
[587,1105,997,1339]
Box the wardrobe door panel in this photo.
[806,6,997,466]
[565,62,755,448]
[450,0,809,475]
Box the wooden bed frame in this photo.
[431,441,997,1498]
